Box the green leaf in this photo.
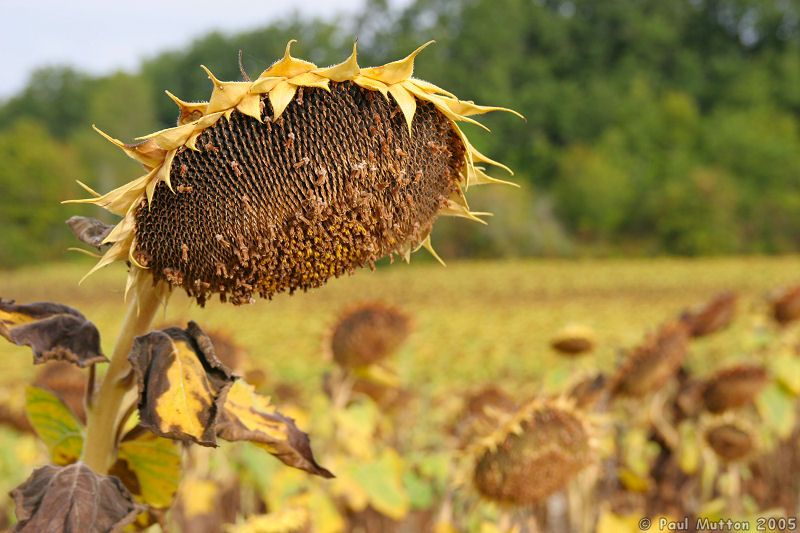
[756,383,796,439]
[403,470,434,509]
[25,386,83,465]
[114,429,182,509]
[677,422,700,475]
[348,449,409,520]
[771,353,800,396]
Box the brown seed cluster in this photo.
[473,403,592,505]
[705,423,753,461]
[133,82,464,304]
[329,302,412,368]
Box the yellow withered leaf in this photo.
[25,386,83,466]
[0,299,106,367]
[353,74,389,98]
[137,122,196,151]
[128,321,235,446]
[443,98,524,119]
[407,77,456,98]
[216,380,334,478]
[225,506,309,533]
[111,427,182,509]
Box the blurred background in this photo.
[2,1,800,531]
[2,0,799,268]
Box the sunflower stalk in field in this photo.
[1,40,518,530]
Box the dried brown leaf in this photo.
[0,299,106,367]
[65,216,114,249]
[11,462,140,532]
[216,380,334,478]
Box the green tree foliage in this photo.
[0,120,84,266]
[0,0,798,266]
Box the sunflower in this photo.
[68,41,520,305]
[470,398,594,506]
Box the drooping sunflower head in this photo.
[550,323,596,356]
[325,301,412,368]
[705,422,754,462]
[68,42,520,305]
[470,399,594,506]
[702,364,767,414]
[611,320,690,399]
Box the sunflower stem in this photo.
[82,282,162,473]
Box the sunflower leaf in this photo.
[110,427,182,509]
[11,462,140,533]
[216,380,334,478]
[128,321,234,446]
[65,216,114,249]
[0,299,106,367]
[25,386,83,466]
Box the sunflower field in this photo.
[1,256,799,531]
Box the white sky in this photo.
[0,0,377,99]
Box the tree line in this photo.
[1,0,798,266]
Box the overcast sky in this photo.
[1,0,382,99]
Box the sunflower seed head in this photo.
[134,84,462,304]
[612,320,690,398]
[705,423,754,462]
[702,364,767,414]
[327,301,412,368]
[472,399,593,506]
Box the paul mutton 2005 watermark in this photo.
[637,516,797,531]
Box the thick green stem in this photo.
[82,284,162,473]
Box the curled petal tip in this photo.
[200,65,222,86]
[362,40,436,84]
[315,42,360,82]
